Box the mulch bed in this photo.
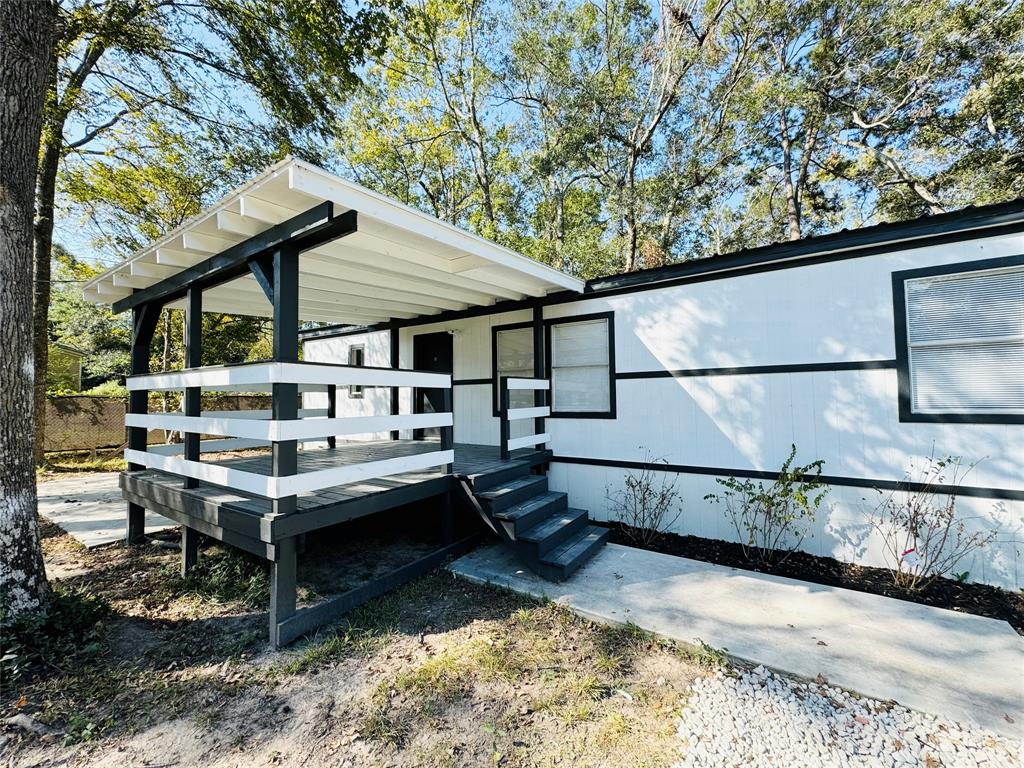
[598,521,1024,635]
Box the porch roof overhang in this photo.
[82,157,584,325]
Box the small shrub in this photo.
[606,448,683,546]
[0,587,110,685]
[705,444,829,565]
[869,454,998,592]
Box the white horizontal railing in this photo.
[127,361,451,392]
[126,361,454,500]
[127,411,453,442]
[124,447,455,499]
[499,376,550,459]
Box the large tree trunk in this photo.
[0,0,57,621]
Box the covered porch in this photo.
[81,157,582,645]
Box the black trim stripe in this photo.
[454,378,491,386]
[616,359,897,380]
[551,455,1024,502]
[588,201,1024,293]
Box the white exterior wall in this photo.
[303,229,1024,589]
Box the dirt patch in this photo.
[602,521,1024,634]
[4,512,714,767]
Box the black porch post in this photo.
[269,245,299,640]
[126,302,160,544]
[390,328,400,440]
[180,287,202,573]
[326,384,337,449]
[271,244,299,516]
[532,305,546,450]
[183,286,202,488]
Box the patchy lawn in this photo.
[2,516,716,767]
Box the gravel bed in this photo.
[675,666,1019,768]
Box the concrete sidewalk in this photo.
[38,473,174,547]
[450,542,1024,739]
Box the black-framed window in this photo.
[545,312,616,418]
[892,254,1024,424]
[491,321,535,417]
[348,344,365,398]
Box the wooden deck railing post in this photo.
[440,386,454,474]
[183,286,202,490]
[271,244,299,517]
[326,384,337,449]
[532,307,546,452]
[126,302,161,544]
[390,328,400,440]
[499,376,511,460]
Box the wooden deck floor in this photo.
[121,440,549,550]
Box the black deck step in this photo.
[537,525,609,581]
[518,507,589,556]
[477,475,548,513]
[463,460,533,492]
[493,491,567,536]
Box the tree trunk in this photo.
[624,159,639,271]
[0,0,57,621]
[32,130,60,465]
[779,109,802,240]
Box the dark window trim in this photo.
[892,253,1024,424]
[544,311,616,419]
[347,344,365,398]
[491,320,534,417]
[551,455,1024,502]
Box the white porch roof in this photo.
[82,157,583,325]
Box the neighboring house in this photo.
[48,341,88,390]
[81,158,1024,646]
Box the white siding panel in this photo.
[304,229,1024,588]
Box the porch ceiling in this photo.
[82,158,584,325]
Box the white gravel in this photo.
[675,666,1020,768]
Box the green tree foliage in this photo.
[35,0,398,459]
[332,0,1023,276]
[48,246,131,388]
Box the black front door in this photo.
[413,331,453,440]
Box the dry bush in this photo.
[870,454,999,591]
[605,448,683,546]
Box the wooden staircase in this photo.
[458,453,608,581]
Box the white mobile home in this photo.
[83,158,1023,644]
[302,199,1024,592]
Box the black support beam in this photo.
[111,204,357,314]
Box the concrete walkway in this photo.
[38,473,174,547]
[450,542,1024,739]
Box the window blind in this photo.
[550,318,610,413]
[905,265,1024,414]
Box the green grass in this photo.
[163,546,269,609]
